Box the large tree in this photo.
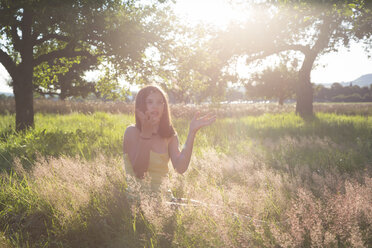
[0,0,166,130]
[246,62,298,105]
[216,0,372,117]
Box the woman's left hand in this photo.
[189,112,216,135]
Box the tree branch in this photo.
[312,17,334,52]
[34,88,59,96]
[246,44,311,63]
[0,48,17,80]
[20,8,33,41]
[10,24,21,51]
[34,34,71,46]
[33,45,93,66]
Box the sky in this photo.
[1,0,372,93]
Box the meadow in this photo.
[0,101,371,247]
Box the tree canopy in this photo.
[0,0,168,130]
[246,62,298,105]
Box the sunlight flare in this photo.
[174,0,250,27]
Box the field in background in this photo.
[0,105,371,247]
[1,98,372,117]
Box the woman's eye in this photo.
[146,100,163,106]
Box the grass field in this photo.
[0,104,371,247]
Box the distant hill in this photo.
[348,73,372,87]
[0,92,13,97]
[320,73,372,88]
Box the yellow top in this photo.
[124,150,170,191]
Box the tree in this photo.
[129,22,235,104]
[161,36,234,104]
[216,0,372,117]
[246,62,298,105]
[0,0,166,130]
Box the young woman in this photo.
[123,85,216,192]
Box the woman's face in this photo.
[145,90,165,123]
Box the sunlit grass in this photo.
[0,110,371,247]
[0,113,133,169]
[1,112,371,170]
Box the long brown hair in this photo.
[135,85,176,138]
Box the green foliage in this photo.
[246,62,298,104]
[26,0,167,99]
[33,58,77,89]
[128,18,234,104]
[1,111,371,172]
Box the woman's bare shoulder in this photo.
[125,124,138,131]
[124,125,140,138]
[123,125,139,154]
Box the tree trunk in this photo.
[13,73,34,131]
[296,53,315,118]
[14,8,35,131]
[60,81,67,100]
[295,17,333,118]
[295,70,313,118]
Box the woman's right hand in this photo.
[136,109,156,138]
[189,111,216,135]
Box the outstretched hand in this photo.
[189,111,216,135]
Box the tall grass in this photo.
[0,111,371,247]
[0,113,133,169]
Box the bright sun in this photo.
[174,0,249,28]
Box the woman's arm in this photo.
[123,110,159,178]
[168,131,196,174]
[123,126,152,178]
[169,112,216,174]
